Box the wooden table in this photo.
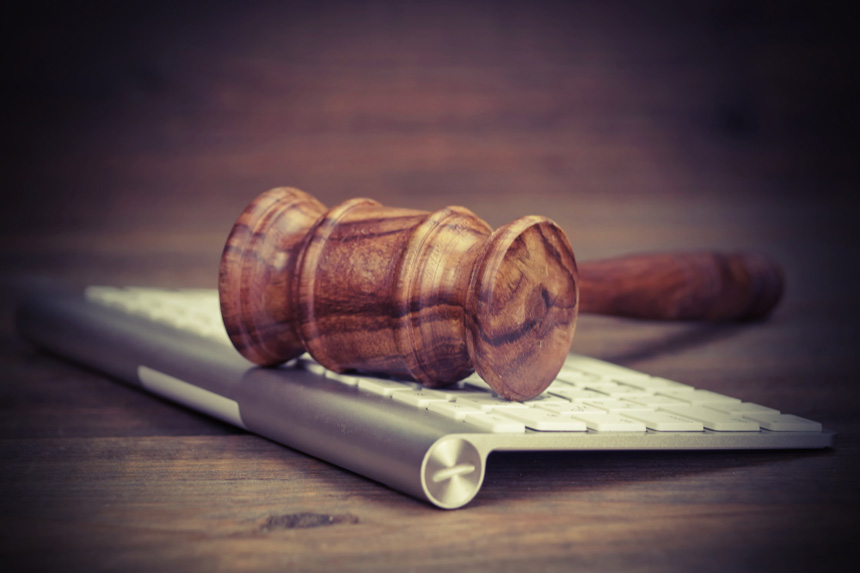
[2,2,858,570]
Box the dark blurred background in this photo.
[1,0,857,297]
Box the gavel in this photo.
[219,187,783,400]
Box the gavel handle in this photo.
[577,252,785,321]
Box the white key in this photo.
[555,366,600,383]
[295,359,328,377]
[186,311,223,330]
[550,381,594,390]
[566,413,647,432]
[740,413,822,432]
[578,382,627,393]
[355,377,415,396]
[392,389,453,408]
[521,394,571,407]
[533,402,606,415]
[156,311,190,328]
[544,379,578,388]
[460,374,495,392]
[456,396,530,412]
[497,409,587,432]
[625,395,690,408]
[546,387,607,401]
[564,356,652,382]
[622,411,704,432]
[324,371,358,386]
[194,324,232,344]
[703,402,780,416]
[463,412,526,433]
[143,306,178,322]
[620,377,695,392]
[658,405,760,431]
[657,389,741,405]
[417,386,477,401]
[582,399,653,413]
[304,363,329,377]
[582,384,653,398]
[442,388,494,401]
[428,401,484,420]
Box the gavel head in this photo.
[219,187,579,400]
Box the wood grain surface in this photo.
[578,251,784,321]
[1,1,858,571]
[220,188,579,399]
[219,187,327,366]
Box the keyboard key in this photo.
[619,377,695,392]
[457,396,530,412]
[544,379,578,388]
[657,389,741,406]
[497,409,587,432]
[428,401,484,420]
[355,377,416,396]
[577,382,628,393]
[703,402,780,416]
[658,405,760,431]
[463,412,526,433]
[442,388,495,401]
[324,371,358,386]
[533,402,606,415]
[295,359,328,377]
[546,387,607,401]
[566,413,647,432]
[194,325,233,344]
[419,387,482,401]
[184,313,224,332]
[739,413,822,432]
[622,411,704,432]
[460,374,496,392]
[581,399,653,413]
[555,366,600,383]
[564,355,652,382]
[582,383,653,398]
[625,395,691,408]
[141,306,179,322]
[392,389,453,408]
[521,394,571,407]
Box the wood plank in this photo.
[1,436,857,570]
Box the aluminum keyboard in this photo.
[16,287,833,508]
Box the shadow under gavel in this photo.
[219,187,783,401]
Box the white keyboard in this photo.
[82,286,823,435]
[17,286,833,508]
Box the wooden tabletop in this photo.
[2,2,858,570]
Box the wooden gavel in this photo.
[219,187,783,400]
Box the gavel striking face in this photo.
[219,187,784,400]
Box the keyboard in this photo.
[16,287,833,509]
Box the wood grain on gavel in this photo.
[219,188,783,400]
